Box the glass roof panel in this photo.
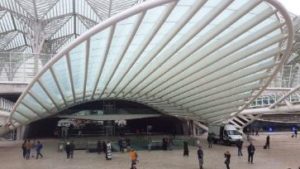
[22,95,47,115]
[39,70,65,106]
[12,112,29,123]
[9,0,293,126]
[85,27,110,99]
[16,104,38,119]
[29,82,56,110]
[69,41,86,100]
[52,56,73,103]
[98,14,139,97]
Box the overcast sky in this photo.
[277,0,300,15]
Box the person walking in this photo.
[35,141,43,159]
[69,141,75,159]
[25,139,32,160]
[106,141,112,160]
[22,140,27,159]
[126,138,131,147]
[129,148,138,169]
[236,139,243,156]
[65,141,71,159]
[207,134,213,148]
[197,146,204,169]
[247,142,255,164]
[294,128,298,138]
[102,141,107,156]
[183,141,189,156]
[224,151,231,169]
[265,135,270,149]
[118,138,123,152]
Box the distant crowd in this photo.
[20,131,299,169]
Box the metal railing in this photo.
[0,97,14,112]
[250,92,300,108]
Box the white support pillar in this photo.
[193,120,208,132]
[30,21,47,75]
[16,125,26,140]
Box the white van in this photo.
[208,124,243,145]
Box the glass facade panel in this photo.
[40,70,65,106]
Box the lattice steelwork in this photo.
[286,15,300,64]
[8,0,293,128]
[0,0,142,53]
[0,52,52,82]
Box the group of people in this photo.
[99,139,138,169]
[224,141,257,169]
[63,140,114,160]
[223,142,256,169]
[22,140,43,160]
[191,139,258,169]
[21,134,274,169]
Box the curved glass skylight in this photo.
[8,0,294,128]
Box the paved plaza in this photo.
[0,133,300,169]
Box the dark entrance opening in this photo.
[25,100,184,138]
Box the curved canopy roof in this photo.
[9,0,293,128]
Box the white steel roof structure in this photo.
[8,0,294,128]
[0,0,142,53]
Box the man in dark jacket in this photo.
[224,151,231,169]
[22,140,27,159]
[247,142,255,164]
[183,141,189,156]
[197,146,204,169]
[236,139,243,156]
[70,141,75,158]
[265,135,270,149]
[102,141,107,154]
[65,141,75,159]
[118,138,123,152]
[65,142,71,159]
[207,134,213,148]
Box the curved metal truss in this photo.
[7,0,294,129]
[0,0,142,53]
